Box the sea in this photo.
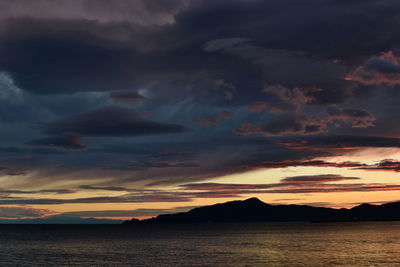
[0,221,399,266]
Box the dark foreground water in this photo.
[0,222,399,266]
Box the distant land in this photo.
[123,197,400,224]
[0,215,123,224]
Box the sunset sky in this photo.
[1,0,400,222]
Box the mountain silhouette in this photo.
[123,198,400,224]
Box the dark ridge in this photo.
[122,198,400,224]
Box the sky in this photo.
[2,0,400,223]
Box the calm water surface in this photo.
[0,222,399,266]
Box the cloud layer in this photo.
[0,0,400,215]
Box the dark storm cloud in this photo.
[4,172,25,176]
[234,113,327,136]
[4,0,400,63]
[42,106,187,137]
[347,51,400,85]
[0,17,256,97]
[109,90,147,104]
[276,136,400,150]
[0,21,148,94]
[205,40,352,105]
[280,174,360,184]
[0,146,65,155]
[101,160,199,172]
[356,159,400,172]
[79,185,135,192]
[0,0,188,25]
[0,189,75,195]
[261,85,315,113]
[240,160,366,170]
[234,105,376,137]
[194,111,233,127]
[213,79,236,101]
[26,133,86,150]
[366,56,400,74]
[327,107,376,128]
[262,113,327,136]
[0,0,399,98]
[193,0,400,60]
[248,102,267,113]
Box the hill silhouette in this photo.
[123,198,400,224]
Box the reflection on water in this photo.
[0,222,399,266]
